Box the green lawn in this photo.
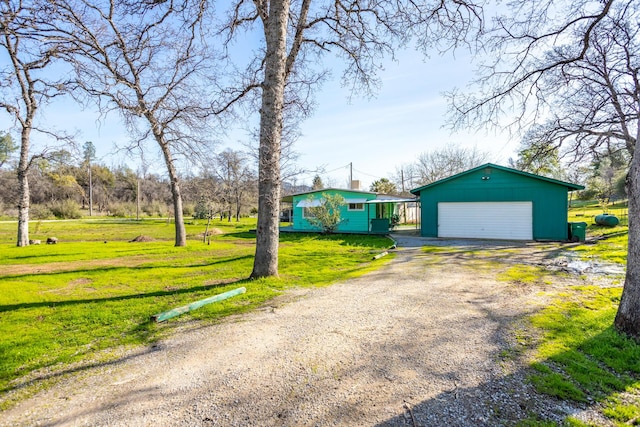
[0,218,392,408]
[568,200,628,264]
[526,286,640,426]
[510,200,640,425]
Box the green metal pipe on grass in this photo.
[152,287,247,322]
[372,251,388,260]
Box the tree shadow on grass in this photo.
[1,341,163,399]
[0,273,254,313]
[0,275,258,398]
[4,248,638,425]
[217,231,257,240]
[0,253,256,283]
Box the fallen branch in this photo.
[403,402,417,427]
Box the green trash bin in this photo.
[568,222,587,242]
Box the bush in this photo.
[306,193,347,233]
[30,204,54,220]
[142,201,168,217]
[49,200,82,219]
[0,201,17,219]
[193,198,213,219]
[108,202,137,217]
[182,203,194,217]
[390,214,400,229]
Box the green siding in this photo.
[291,190,378,232]
[417,167,570,240]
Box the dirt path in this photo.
[2,240,590,426]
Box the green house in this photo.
[410,163,584,241]
[281,188,414,234]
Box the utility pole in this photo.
[88,162,93,216]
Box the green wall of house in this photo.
[292,190,379,232]
[415,166,571,240]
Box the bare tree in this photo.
[52,0,217,246]
[391,162,420,195]
[449,0,640,339]
[219,0,483,278]
[507,127,566,179]
[412,144,489,185]
[391,145,488,192]
[0,0,69,246]
[213,149,256,222]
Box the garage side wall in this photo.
[418,168,569,240]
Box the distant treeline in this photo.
[0,151,259,221]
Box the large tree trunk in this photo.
[251,0,290,278]
[170,178,187,247]
[16,127,30,247]
[615,152,640,340]
[159,142,187,247]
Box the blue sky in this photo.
[290,49,516,189]
[1,41,517,191]
[217,46,518,189]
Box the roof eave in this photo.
[410,163,585,193]
[281,187,378,202]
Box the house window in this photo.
[348,203,364,211]
[302,207,316,218]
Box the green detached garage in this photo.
[410,163,584,241]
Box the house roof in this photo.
[281,188,416,204]
[281,188,376,203]
[409,163,585,195]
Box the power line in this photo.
[323,163,351,174]
[352,167,385,180]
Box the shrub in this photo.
[390,214,400,229]
[182,203,194,217]
[306,193,347,233]
[108,202,137,217]
[0,201,18,219]
[49,200,82,219]
[193,198,213,219]
[30,204,54,220]
[142,201,168,217]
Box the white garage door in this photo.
[438,202,533,240]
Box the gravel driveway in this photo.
[2,236,589,426]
